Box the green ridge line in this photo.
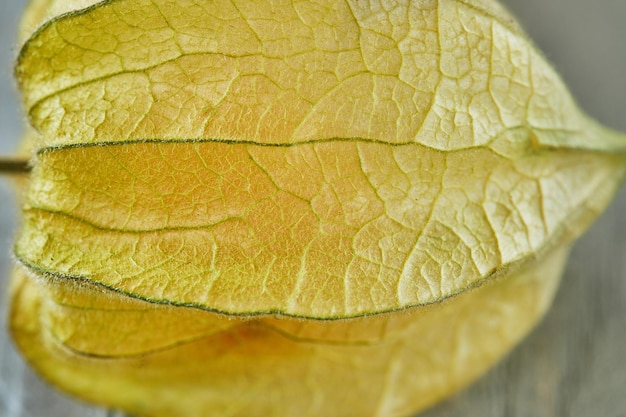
[24,205,244,234]
[13,248,534,322]
[32,125,594,155]
[35,136,462,155]
[44,317,387,361]
[32,125,626,159]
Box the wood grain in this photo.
[1,1,625,416]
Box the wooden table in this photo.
[1,1,625,416]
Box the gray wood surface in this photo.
[1,1,625,416]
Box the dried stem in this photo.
[0,156,30,174]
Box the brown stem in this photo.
[0,157,30,174]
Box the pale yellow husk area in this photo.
[9,0,626,416]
